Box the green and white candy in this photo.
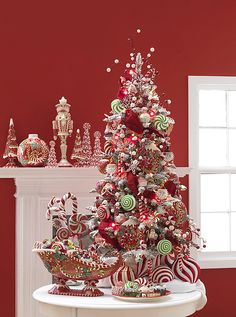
[120,194,136,211]
[124,281,139,292]
[153,114,169,131]
[111,99,125,114]
[157,239,172,255]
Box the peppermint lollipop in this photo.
[68,213,88,237]
[56,227,70,241]
[51,241,66,252]
[120,194,136,211]
[151,266,174,284]
[157,239,173,255]
[97,205,110,220]
[153,114,169,131]
[111,99,125,114]
[172,255,200,283]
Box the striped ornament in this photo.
[104,140,114,155]
[134,277,149,286]
[160,252,176,268]
[150,265,174,284]
[136,256,148,277]
[172,255,200,283]
[110,265,136,286]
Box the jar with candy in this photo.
[17,134,49,167]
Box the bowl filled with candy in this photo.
[33,192,122,297]
[112,280,171,301]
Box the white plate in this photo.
[113,292,171,302]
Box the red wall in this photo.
[0,1,235,316]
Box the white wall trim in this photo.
[188,75,236,269]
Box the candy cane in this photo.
[147,259,153,280]
[59,192,78,215]
[46,196,67,223]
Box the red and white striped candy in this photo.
[110,265,135,286]
[104,140,114,155]
[152,254,161,268]
[136,256,149,277]
[150,265,174,284]
[60,192,78,215]
[134,277,149,286]
[46,196,66,223]
[56,227,70,241]
[172,255,200,283]
[51,241,66,251]
[160,252,176,268]
[97,205,110,220]
[68,213,88,236]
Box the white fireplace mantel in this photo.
[0,166,190,317]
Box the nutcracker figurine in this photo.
[52,97,73,167]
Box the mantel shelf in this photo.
[0,167,101,179]
[0,166,191,179]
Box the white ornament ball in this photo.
[140,113,151,124]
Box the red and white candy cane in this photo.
[59,192,78,215]
[147,258,153,279]
[46,196,67,224]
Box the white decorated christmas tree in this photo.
[91,47,205,287]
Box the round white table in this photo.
[33,284,206,317]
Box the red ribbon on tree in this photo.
[165,180,177,197]
[122,109,144,134]
[127,171,138,195]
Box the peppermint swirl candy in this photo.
[134,277,149,286]
[151,266,174,284]
[172,255,200,283]
[153,114,169,131]
[120,194,136,211]
[56,227,70,241]
[157,239,172,255]
[110,265,135,287]
[97,205,110,220]
[68,213,88,236]
[111,99,125,114]
[51,241,66,251]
